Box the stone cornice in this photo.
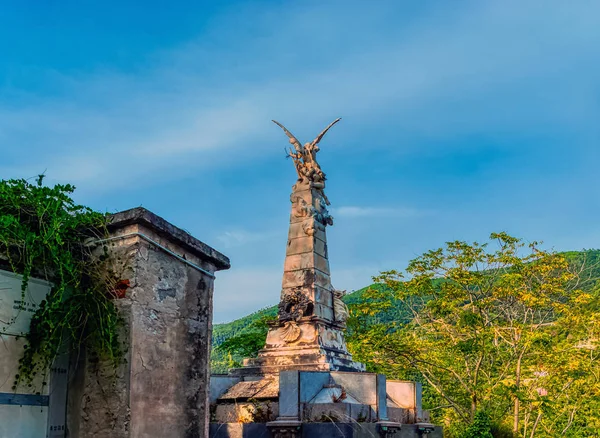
[108,207,230,271]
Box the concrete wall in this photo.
[67,208,230,438]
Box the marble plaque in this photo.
[0,270,52,336]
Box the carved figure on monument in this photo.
[291,196,315,219]
[272,118,341,191]
[333,290,349,324]
[280,321,302,343]
[278,288,312,322]
[302,219,316,236]
[315,196,334,226]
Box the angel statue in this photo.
[272,118,341,198]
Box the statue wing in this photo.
[312,118,341,145]
[272,120,302,151]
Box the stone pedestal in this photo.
[67,208,230,438]
[211,370,442,437]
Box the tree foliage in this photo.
[347,233,600,437]
[0,177,123,386]
[212,313,277,373]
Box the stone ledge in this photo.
[209,422,443,437]
[108,207,230,270]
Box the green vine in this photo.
[0,176,123,388]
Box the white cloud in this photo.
[2,1,599,191]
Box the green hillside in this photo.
[211,249,600,373]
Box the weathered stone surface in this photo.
[387,407,411,424]
[214,402,279,423]
[109,207,230,271]
[329,373,378,407]
[68,208,229,438]
[298,372,332,403]
[314,286,333,306]
[210,376,242,404]
[386,381,418,409]
[315,303,334,321]
[210,422,443,437]
[285,236,327,258]
[281,269,331,290]
[218,379,279,401]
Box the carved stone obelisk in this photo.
[236,119,364,374]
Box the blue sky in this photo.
[1,1,600,322]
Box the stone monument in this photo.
[236,118,364,375]
[210,120,442,438]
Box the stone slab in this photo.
[210,376,243,403]
[330,373,377,406]
[376,374,388,421]
[282,269,331,289]
[388,406,411,424]
[304,403,351,422]
[0,270,52,336]
[318,327,348,351]
[286,221,328,242]
[286,236,313,256]
[0,405,48,438]
[315,303,334,321]
[214,401,278,423]
[299,372,331,403]
[286,222,309,240]
[279,371,300,418]
[0,335,48,394]
[286,237,327,258]
[210,422,272,438]
[386,381,416,409]
[314,286,333,306]
[218,378,279,401]
[283,253,330,275]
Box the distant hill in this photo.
[211,249,600,372]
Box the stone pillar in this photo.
[235,180,363,375]
[67,208,230,438]
[281,181,335,323]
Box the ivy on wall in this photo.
[0,176,123,387]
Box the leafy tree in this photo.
[461,411,494,438]
[347,233,600,437]
[213,314,276,371]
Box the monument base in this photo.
[210,422,444,438]
[209,370,443,438]
[228,318,365,377]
